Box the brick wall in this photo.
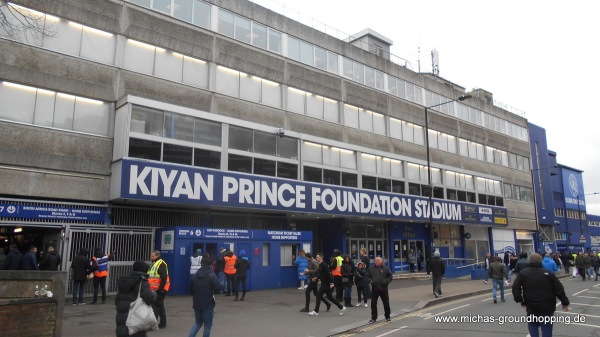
[0,299,57,337]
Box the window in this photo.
[163,143,192,165]
[254,158,276,177]
[194,148,220,169]
[268,29,281,53]
[228,153,252,173]
[229,126,253,151]
[164,112,194,141]
[254,131,276,156]
[304,166,322,183]
[234,15,251,43]
[217,9,234,37]
[277,162,297,179]
[315,47,327,70]
[173,0,193,22]
[327,51,339,74]
[155,50,184,82]
[342,172,358,187]
[300,40,314,66]
[182,56,209,89]
[193,0,211,28]
[362,176,377,190]
[129,138,161,161]
[287,87,305,115]
[123,39,155,75]
[252,22,267,49]
[287,36,300,61]
[215,66,239,97]
[280,244,294,266]
[324,169,341,185]
[194,118,221,146]
[277,136,298,159]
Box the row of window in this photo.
[124,0,529,142]
[0,4,531,173]
[129,135,502,205]
[0,81,111,136]
[130,103,506,196]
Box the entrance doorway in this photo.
[348,239,386,265]
[400,240,424,272]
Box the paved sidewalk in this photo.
[62,275,501,337]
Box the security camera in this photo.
[276,128,285,137]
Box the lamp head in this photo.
[458,94,472,101]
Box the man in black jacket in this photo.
[39,245,61,271]
[308,253,345,316]
[427,251,445,298]
[365,257,392,323]
[512,253,570,337]
[188,257,222,337]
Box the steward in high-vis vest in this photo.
[149,250,170,328]
[329,249,344,301]
[223,250,237,296]
[91,248,110,304]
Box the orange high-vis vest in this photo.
[93,255,109,277]
[148,259,170,292]
[331,256,343,276]
[224,255,237,275]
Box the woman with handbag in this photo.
[116,260,157,337]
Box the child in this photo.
[354,262,368,307]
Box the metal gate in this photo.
[66,227,153,297]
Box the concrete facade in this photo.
[1,0,537,289]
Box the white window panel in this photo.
[361,154,377,173]
[339,149,356,169]
[123,39,155,75]
[323,98,339,123]
[373,112,385,135]
[240,74,261,103]
[261,80,281,108]
[0,82,36,123]
[390,160,403,178]
[43,19,82,56]
[359,109,373,132]
[215,66,239,97]
[182,56,208,89]
[344,104,359,128]
[306,94,324,119]
[80,26,115,64]
[303,142,322,163]
[287,87,305,114]
[33,88,56,127]
[155,50,184,82]
[402,121,414,142]
[413,125,424,145]
[53,93,75,130]
[73,98,109,136]
[447,135,457,154]
[389,118,402,139]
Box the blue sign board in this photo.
[172,226,311,241]
[561,168,586,211]
[119,159,508,226]
[0,204,106,222]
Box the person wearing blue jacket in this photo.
[294,250,309,290]
[189,257,223,337]
[542,253,559,274]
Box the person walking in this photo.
[329,249,344,301]
[591,252,600,281]
[223,250,237,296]
[20,245,39,270]
[71,247,92,305]
[359,247,371,300]
[512,253,570,337]
[365,257,392,323]
[91,248,110,304]
[308,253,345,316]
[188,257,222,337]
[575,252,588,281]
[233,250,250,301]
[39,245,61,271]
[294,250,309,290]
[541,253,558,275]
[427,251,445,298]
[215,249,227,294]
[514,252,530,274]
[190,249,203,281]
[115,260,156,337]
[354,261,368,307]
[341,255,355,307]
[507,253,517,285]
[408,249,416,273]
[483,252,492,284]
[149,250,170,329]
[489,256,508,303]
[560,251,570,274]
[300,252,330,313]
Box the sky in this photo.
[261,0,600,214]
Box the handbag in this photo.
[87,273,94,280]
[126,278,158,335]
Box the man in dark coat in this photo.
[39,245,61,271]
[5,243,23,270]
[365,256,392,323]
[489,256,508,303]
[188,257,222,337]
[427,251,445,298]
[512,253,570,337]
[20,245,39,270]
[115,260,156,337]
[309,253,345,316]
[234,250,250,301]
[71,247,92,305]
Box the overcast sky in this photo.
[262,0,600,214]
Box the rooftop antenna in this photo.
[431,49,439,76]
[417,46,421,73]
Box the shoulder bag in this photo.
[126,278,158,335]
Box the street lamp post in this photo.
[424,94,472,253]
